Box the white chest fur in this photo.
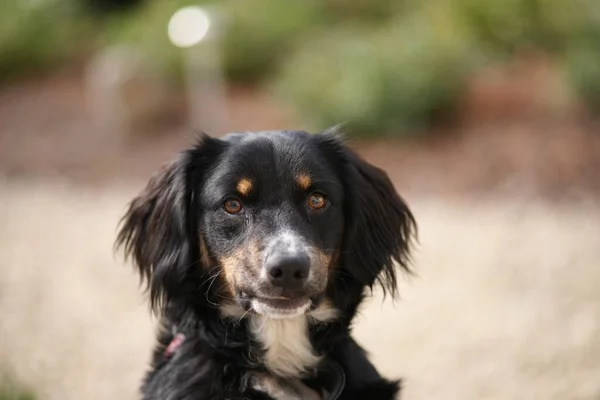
[249,315,320,378]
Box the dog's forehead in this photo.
[228,131,315,169]
[214,133,333,184]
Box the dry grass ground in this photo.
[1,179,599,400]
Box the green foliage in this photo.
[101,0,200,82]
[0,0,91,80]
[320,0,401,23]
[562,2,600,112]
[103,0,322,84]
[2,0,600,133]
[274,0,600,134]
[565,38,600,112]
[273,11,476,135]
[453,0,598,56]
[101,0,409,84]
[219,0,321,82]
[0,376,36,400]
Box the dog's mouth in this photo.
[238,291,323,319]
[251,297,312,318]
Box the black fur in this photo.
[116,130,416,400]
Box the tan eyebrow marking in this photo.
[296,173,312,191]
[236,178,253,196]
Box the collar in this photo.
[307,360,346,400]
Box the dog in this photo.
[117,128,416,399]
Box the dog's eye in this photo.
[224,198,243,214]
[307,193,327,210]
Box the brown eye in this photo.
[308,193,327,210]
[224,198,242,214]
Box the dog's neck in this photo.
[220,302,338,378]
[249,314,320,377]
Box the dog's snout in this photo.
[266,253,310,290]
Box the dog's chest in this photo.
[249,315,320,378]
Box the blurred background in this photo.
[1,0,600,399]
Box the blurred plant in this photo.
[0,374,36,400]
[453,0,597,55]
[563,2,600,112]
[452,0,600,114]
[219,0,321,82]
[273,9,477,135]
[0,0,92,81]
[2,0,600,132]
[101,0,200,83]
[320,0,400,23]
[564,39,600,112]
[103,0,322,84]
[82,0,146,15]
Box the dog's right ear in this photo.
[116,134,223,313]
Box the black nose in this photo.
[266,253,310,290]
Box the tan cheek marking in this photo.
[248,240,263,274]
[236,178,253,196]
[296,174,312,191]
[331,249,341,267]
[221,242,264,296]
[200,236,211,268]
[318,250,335,269]
[220,254,243,295]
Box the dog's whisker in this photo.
[215,293,236,301]
[234,308,252,325]
[204,271,222,306]
[197,265,221,281]
[199,271,221,289]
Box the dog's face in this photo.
[117,130,415,319]
[200,133,345,317]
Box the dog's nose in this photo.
[266,253,310,290]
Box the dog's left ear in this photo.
[320,129,416,297]
[116,134,223,312]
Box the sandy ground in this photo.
[1,179,599,400]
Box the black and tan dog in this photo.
[117,129,416,399]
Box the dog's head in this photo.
[117,130,415,319]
